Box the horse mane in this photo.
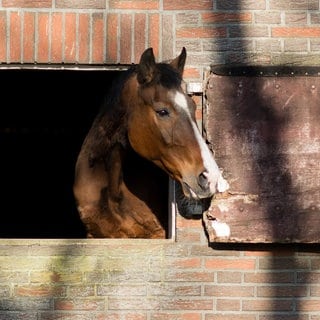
[83,62,183,166]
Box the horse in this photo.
[73,47,229,238]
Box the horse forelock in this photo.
[138,63,182,89]
[157,63,182,88]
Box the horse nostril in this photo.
[198,171,209,190]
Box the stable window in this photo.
[0,67,174,239]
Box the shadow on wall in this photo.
[206,0,319,318]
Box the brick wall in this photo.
[1,0,320,78]
[0,0,320,319]
[0,239,320,319]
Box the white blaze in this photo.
[173,91,229,194]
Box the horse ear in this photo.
[170,47,186,76]
[137,47,157,85]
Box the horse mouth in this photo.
[181,182,206,200]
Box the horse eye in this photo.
[156,109,170,117]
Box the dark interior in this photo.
[0,68,122,238]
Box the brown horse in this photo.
[73,47,228,238]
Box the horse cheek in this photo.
[128,122,154,159]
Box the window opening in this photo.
[0,68,173,239]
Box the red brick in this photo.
[217,271,242,283]
[296,300,320,312]
[78,13,90,63]
[244,249,295,257]
[0,12,6,61]
[269,0,319,10]
[37,12,49,63]
[165,271,214,282]
[162,14,173,60]
[205,258,256,270]
[31,271,82,284]
[120,14,132,63]
[10,11,21,62]
[152,314,200,320]
[134,13,146,63]
[109,298,160,310]
[97,284,147,296]
[107,13,118,62]
[217,0,266,10]
[15,285,65,297]
[259,258,309,270]
[206,315,255,320]
[174,285,202,296]
[3,0,52,7]
[216,298,240,311]
[285,12,308,25]
[257,286,308,297]
[110,0,159,10]
[92,12,104,63]
[23,12,35,62]
[51,12,63,62]
[176,215,202,228]
[205,285,254,297]
[176,13,199,26]
[260,316,309,320]
[124,314,147,320]
[55,298,105,311]
[177,27,226,38]
[311,286,320,296]
[242,299,294,311]
[229,25,268,37]
[64,13,76,63]
[166,257,202,269]
[177,218,201,228]
[176,229,201,243]
[164,0,213,10]
[272,27,320,37]
[183,68,201,79]
[196,109,202,121]
[311,258,320,269]
[161,298,213,310]
[245,272,294,283]
[96,314,121,320]
[194,98,202,110]
[148,14,159,57]
[40,313,94,320]
[56,0,105,9]
[254,11,281,24]
[148,283,201,296]
[202,12,252,24]
[68,285,95,297]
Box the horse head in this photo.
[126,47,229,200]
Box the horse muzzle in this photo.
[181,171,229,199]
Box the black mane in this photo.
[100,66,136,114]
[150,63,182,89]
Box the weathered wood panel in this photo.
[204,69,320,243]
